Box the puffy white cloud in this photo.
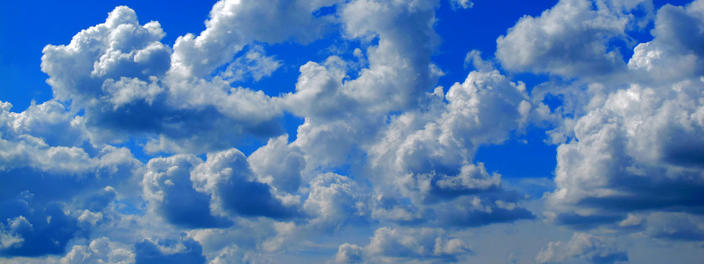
[364,64,535,227]
[628,0,704,83]
[248,135,305,193]
[536,233,628,264]
[303,173,367,230]
[334,227,472,263]
[42,6,169,106]
[334,243,363,263]
[7,0,704,262]
[170,0,339,78]
[372,67,530,198]
[496,0,651,78]
[40,5,286,154]
[60,237,134,264]
[538,1,704,244]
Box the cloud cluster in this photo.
[539,0,704,237]
[2,0,704,263]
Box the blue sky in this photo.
[1,0,703,263]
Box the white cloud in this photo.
[4,0,704,262]
[334,226,472,262]
[61,237,135,264]
[169,0,339,78]
[303,173,367,230]
[334,243,363,263]
[450,0,474,9]
[219,45,282,83]
[248,135,305,193]
[536,233,628,264]
[496,0,644,77]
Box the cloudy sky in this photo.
[1,0,703,263]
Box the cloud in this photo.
[496,0,652,78]
[334,243,363,263]
[334,226,472,263]
[248,135,305,193]
[644,212,704,241]
[191,148,298,219]
[219,45,282,83]
[143,155,231,228]
[534,1,704,244]
[450,0,474,9]
[0,202,78,257]
[0,99,141,257]
[134,238,206,264]
[170,0,339,78]
[61,237,134,264]
[303,173,367,230]
[40,6,285,154]
[536,233,628,264]
[365,62,535,227]
[5,0,704,262]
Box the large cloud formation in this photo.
[1,0,704,263]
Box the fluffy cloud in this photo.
[0,99,141,258]
[134,238,206,264]
[4,0,704,262]
[367,63,534,227]
[170,0,339,78]
[334,227,472,263]
[61,237,134,264]
[143,155,231,228]
[303,173,367,230]
[496,0,652,78]
[248,135,305,193]
[41,6,285,154]
[536,233,628,264]
[546,0,704,231]
[191,149,298,219]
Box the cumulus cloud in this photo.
[248,135,305,193]
[191,148,298,219]
[546,0,704,231]
[143,155,231,228]
[41,5,285,154]
[61,237,134,264]
[366,62,535,227]
[5,0,704,262]
[303,173,367,230]
[536,233,628,264]
[496,0,652,78]
[134,238,206,264]
[170,0,339,78]
[334,227,472,263]
[0,99,141,257]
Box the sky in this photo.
[0,0,703,263]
